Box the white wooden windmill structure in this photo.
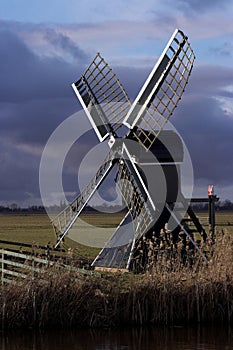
[51,29,207,270]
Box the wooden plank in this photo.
[0,249,49,265]
[3,260,43,273]
[2,277,13,284]
[94,266,128,273]
[2,269,27,279]
[0,239,64,252]
[64,265,101,277]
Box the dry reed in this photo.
[0,230,232,330]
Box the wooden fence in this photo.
[0,249,100,285]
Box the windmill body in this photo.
[52,29,207,270]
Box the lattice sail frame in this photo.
[52,149,117,247]
[115,162,154,240]
[115,143,155,241]
[124,29,195,151]
[72,53,131,142]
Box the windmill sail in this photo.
[92,211,135,269]
[124,29,195,151]
[115,144,156,238]
[72,53,131,142]
[92,144,156,269]
[52,150,117,247]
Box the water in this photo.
[0,326,232,350]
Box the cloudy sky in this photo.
[1,0,233,207]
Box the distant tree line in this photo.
[0,199,233,213]
[0,204,46,213]
[191,199,233,211]
[0,203,125,214]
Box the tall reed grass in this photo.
[0,230,232,329]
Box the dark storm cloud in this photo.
[1,98,76,145]
[45,29,88,62]
[0,140,41,203]
[172,65,233,189]
[0,29,83,103]
[189,65,233,97]
[0,28,87,144]
[0,29,37,102]
[0,26,89,205]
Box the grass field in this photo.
[0,211,125,258]
[197,211,233,225]
[0,213,52,245]
[0,211,232,258]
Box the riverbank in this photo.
[0,230,232,329]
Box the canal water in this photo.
[0,326,232,349]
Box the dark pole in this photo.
[208,185,215,242]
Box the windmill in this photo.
[51,29,207,270]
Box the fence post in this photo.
[1,250,4,285]
[32,256,35,281]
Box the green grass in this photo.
[0,211,232,259]
[0,213,51,244]
[195,211,233,225]
[0,212,125,258]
